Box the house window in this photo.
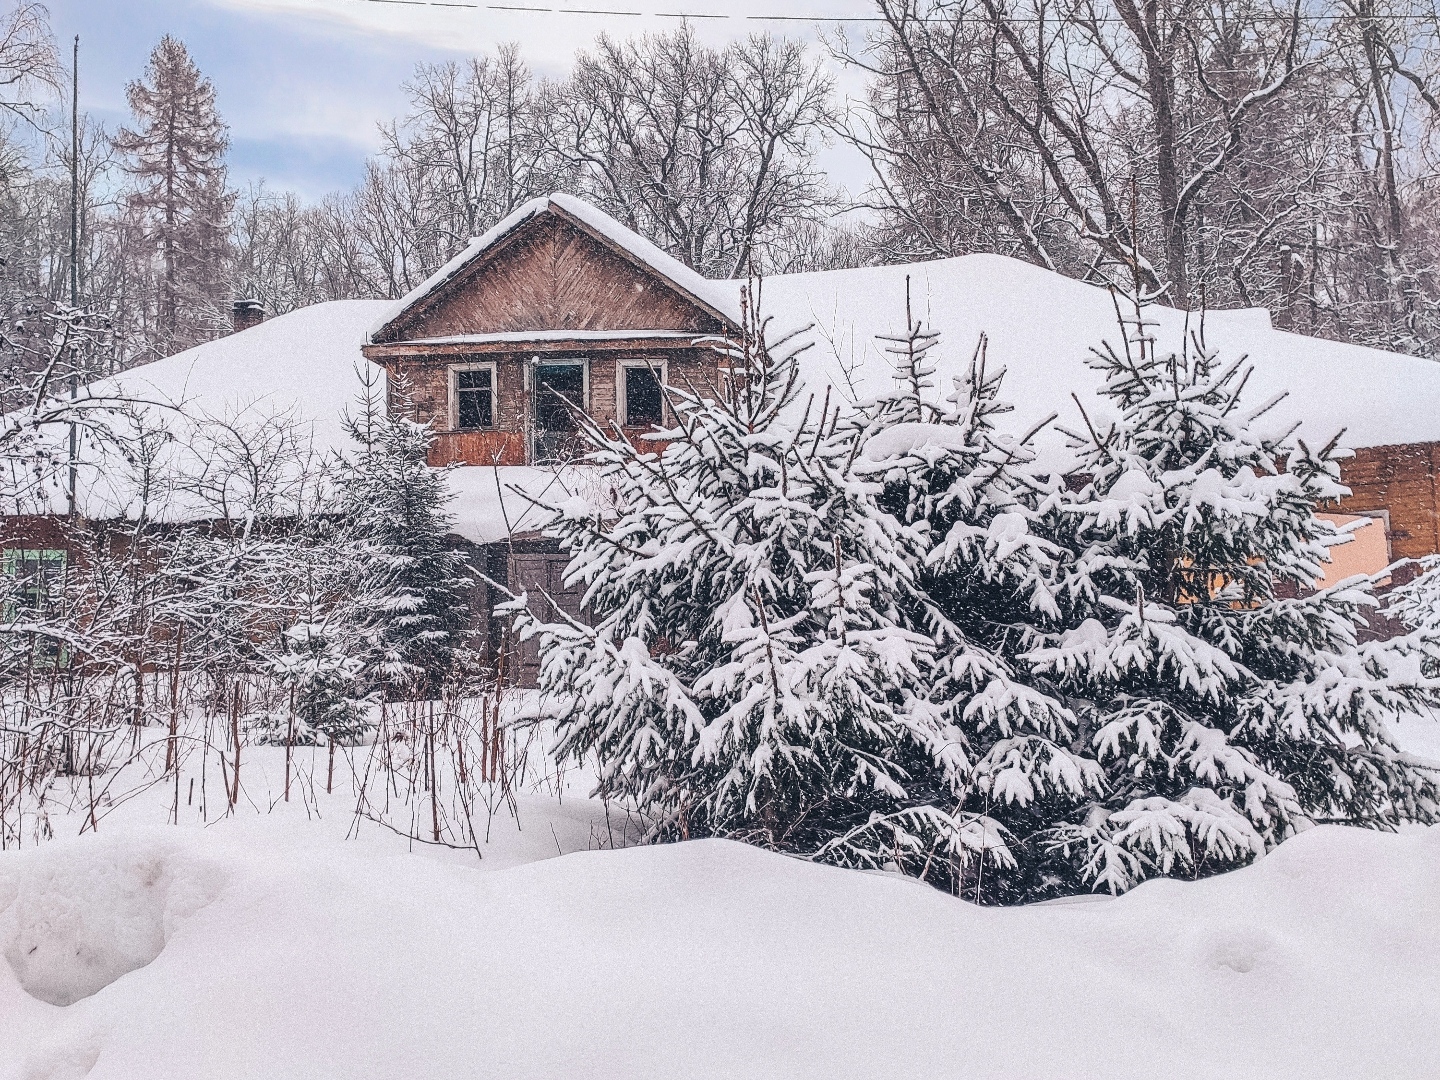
[621,361,665,427]
[3,548,68,665]
[4,548,66,617]
[451,364,496,430]
[532,360,587,463]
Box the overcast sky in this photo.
[41,0,877,202]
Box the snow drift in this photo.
[3,819,1438,1079]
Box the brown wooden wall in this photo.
[375,214,729,343]
[1334,442,1440,564]
[385,346,723,467]
[0,515,80,552]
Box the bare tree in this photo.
[550,27,838,277]
[0,0,58,136]
[850,0,1311,305]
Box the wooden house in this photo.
[358,194,746,683]
[361,194,741,468]
[11,193,1440,682]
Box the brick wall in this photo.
[1334,442,1440,564]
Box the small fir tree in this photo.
[260,616,369,746]
[338,378,472,699]
[845,289,1103,899]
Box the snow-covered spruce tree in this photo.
[514,289,1069,887]
[338,376,473,699]
[843,294,1107,901]
[1022,302,1440,895]
[261,621,369,745]
[1384,556,1440,650]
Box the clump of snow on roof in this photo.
[445,465,583,544]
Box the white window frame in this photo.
[449,361,499,432]
[617,357,669,428]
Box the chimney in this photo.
[232,299,265,334]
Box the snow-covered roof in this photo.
[14,301,596,544]
[748,255,1440,464]
[367,193,744,342]
[9,300,390,525]
[92,299,391,456]
[27,205,1440,538]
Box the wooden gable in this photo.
[372,212,731,344]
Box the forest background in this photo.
[7,0,1440,379]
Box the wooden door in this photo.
[508,551,586,688]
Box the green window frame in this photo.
[2,548,69,667]
[3,548,67,621]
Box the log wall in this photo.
[384,345,722,467]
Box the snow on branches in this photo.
[518,284,1440,903]
[1033,294,1440,895]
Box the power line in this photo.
[317,0,1440,22]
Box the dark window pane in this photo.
[456,367,493,429]
[534,363,585,462]
[625,366,664,426]
[536,364,583,434]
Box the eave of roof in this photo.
[392,329,710,346]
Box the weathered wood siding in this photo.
[374,215,729,342]
[386,345,723,466]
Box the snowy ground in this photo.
[3,719,1440,1079]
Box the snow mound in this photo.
[0,834,224,1006]
[3,822,1439,1077]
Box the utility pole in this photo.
[66,35,79,519]
[70,36,79,310]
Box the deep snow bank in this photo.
[3,821,1437,1080]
